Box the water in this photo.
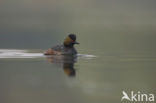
[1,0,156,103]
[0,49,156,103]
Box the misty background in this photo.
[0,0,156,53]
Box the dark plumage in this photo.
[44,34,79,55]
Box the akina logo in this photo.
[121,91,154,102]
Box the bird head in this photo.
[64,34,79,47]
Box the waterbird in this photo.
[44,34,79,55]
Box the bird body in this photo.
[44,34,79,55]
[51,44,77,55]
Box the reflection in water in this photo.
[63,62,76,77]
[46,55,77,77]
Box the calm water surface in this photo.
[0,49,156,103]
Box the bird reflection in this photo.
[46,55,77,77]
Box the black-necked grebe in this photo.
[44,34,79,55]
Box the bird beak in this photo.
[74,41,80,44]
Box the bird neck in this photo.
[64,43,74,48]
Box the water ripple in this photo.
[0,49,96,59]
